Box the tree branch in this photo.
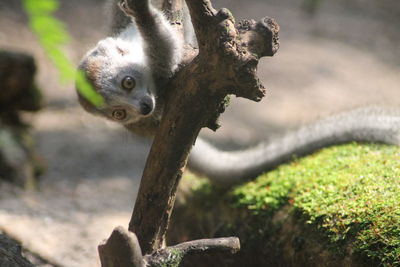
[145,237,240,266]
[167,237,240,255]
[128,0,279,254]
[99,0,279,264]
[99,227,239,267]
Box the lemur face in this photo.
[77,37,156,124]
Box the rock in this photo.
[0,234,35,267]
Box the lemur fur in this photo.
[77,0,400,187]
[78,0,181,136]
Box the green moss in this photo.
[184,173,229,210]
[157,249,184,267]
[231,143,400,266]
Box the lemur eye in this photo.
[112,109,127,121]
[121,76,136,91]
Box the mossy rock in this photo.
[169,143,400,267]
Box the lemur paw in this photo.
[118,0,134,16]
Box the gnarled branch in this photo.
[129,0,279,253]
[99,0,279,265]
[99,226,240,267]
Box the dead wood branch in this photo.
[99,0,279,265]
[99,227,240,267]
[129,0,279,253]
[145,237,240,266]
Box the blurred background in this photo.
[0,0,399,266]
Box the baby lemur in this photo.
[77,0,400,186]
[78,0,181,136]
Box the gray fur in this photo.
[132,6,182,79]
[77,0,181,127]
[188,107,400,186]
[107,0,132,35]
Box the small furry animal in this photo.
[78,0,182,136]
[77,0,400,186]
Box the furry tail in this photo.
[188,107,400,186]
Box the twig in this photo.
[145,237,240,266]
[167,237,240,254]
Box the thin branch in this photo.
[144,237,240,266]
[168,237,240,255]
[99,227,239,267]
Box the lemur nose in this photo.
[140,99,154,115]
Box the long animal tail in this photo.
[188,107,400,186]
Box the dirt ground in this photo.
[0,0,399,266]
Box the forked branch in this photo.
[98,0,279,265]
[129,0,278,253]
[99,228,239,267]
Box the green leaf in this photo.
[31,16,69,44]
[76,71,105,107]
[22,0,59,15]
[22,0,104,107]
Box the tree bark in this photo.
[128,0,279,254]
[99,227,144,267]
[98,0,279,265]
